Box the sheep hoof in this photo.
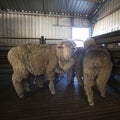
[51,90,55,95]
[19,94,24,98]
[38,84,44,88]
[26,88,31,92]
[101,94,106,98]
[89,102,94,106]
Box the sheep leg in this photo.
[96,70,111,97]
[67,69,75,84]
[76,70,83,86]
[84,73,94,106]
[12,73,24,98]
[37,76,44,88]
[46,66,56,95]
[48,79,55,95]
[84,82,94,106]
[22,80,31,92]
[97,81,106,97]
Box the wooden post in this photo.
[40,36,46,44]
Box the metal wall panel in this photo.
[74,18,89,27]
[96,0,120,20]
[92,0,120,36]
[0,12,89,46]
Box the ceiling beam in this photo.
[83,0,102,2]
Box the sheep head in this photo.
[56,40,76,61]
[84,38,98,49]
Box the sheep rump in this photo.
[8,41,75,98]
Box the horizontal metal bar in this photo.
[93,30,120,44]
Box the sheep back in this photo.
[8,44,58,76]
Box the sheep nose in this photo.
[64,56,71,61]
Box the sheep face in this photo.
[58,41,76,61]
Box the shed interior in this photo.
[0,0,120,120]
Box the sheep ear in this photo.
[57,41,64,48]
[56,44,63,50]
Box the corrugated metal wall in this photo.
[0,12,89,46]
[92,0,120,36]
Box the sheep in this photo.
[106,43,119,49]
[67,47,85,85]
[73,47,85,85]
[83,38,113,106]
[7,40,76,98]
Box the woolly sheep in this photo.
[106,43,119,49]
[67,47,85,85]
[83,38,113,106]
[7,40,76,98]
